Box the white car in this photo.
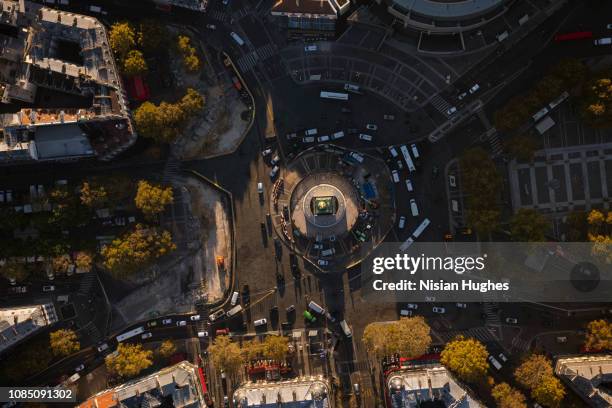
[359,134,373,141]
[206,24,216,30]
[405,179,413,192]
[141,332,153,339]
[432,307,446,314]
[190,314,201,321]
[254,318,268,326]
[269,166,279,179]
[176,321,187,327]
[209,310,226,321]
[398,216,406,229]
[304,45,317,52]
[505,317,518,324]
[257,182,264,194]
[498,353,508,362]
[400,309,413,317]
[96,343,109,353]
[457,92,467,100]
[446,106,457,115]
[318,259,329,266]
[405,303,418,310]
[42,285,55,292]
[456,303,468,309]
[366,124,378,131]
[162,318,173,325]
[469,84,480,94]
[286,133,297,140]
[75,364,85,372]
[318,135,330,142]
[594,37,612,45]
[388,146,399,157]
[607,24,612,29]
[198,331,209,338]
[391,170,400,183]
[383,114,395,121]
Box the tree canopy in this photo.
[80,181,108,208]
[440,336,489,382]
[105,343,153,378]
[509,209,548,242]
[491,383,527,408]
[109,22,136,58]
[503,133,541,162]
[531,376,566,408]
[0,260,29,283]
[514,354,554,390]
[262,335,290,361]
[49,329,80,357]
[584,319,612,351]
[362,316,432,358]
[208,335,243,375]
[157,340,177,359]
[123,50,148,76]
[134,180,174,218]
[138,20,168,53]
[177,35,201,73]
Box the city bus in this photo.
[412,218,431,239]
[320,91,349,101]
[116,326,145,342]
[399,145,416,172]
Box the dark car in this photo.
[260,222,267,235]
[242,284,250,305]
[274,238,282,259]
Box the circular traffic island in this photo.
[270,145,395,272]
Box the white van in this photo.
[340,320,352,338]
[388,146,398,157]
[254,318,267,326]
[405,179,413,192]
[410,144,420,159]
[89,5,102,13]
[321,248,335,257]
[391,170,400,183]
[344,83,360,93]
[227,305,243,317]
[68,373,80,383]
[230,32,245,46]
[488,355,503,370]
[308,301,325,314]
[348,152,364,163]
[305,128,318,136]
[594,37,612,45]
[409,199,419,216]
[230,291,239,306]
[318,135,330,142]
[398,216,406,229]
[332,131,344,140]
[358,134,373,142]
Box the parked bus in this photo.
[399,145,416,172]
[412,218,431,239]
[116,326,145,342]
[320,91,349,101]
[554,31,593,42]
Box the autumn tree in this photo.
[503,133,541,162]
[52,254,72,275]
[134,102,163,140]
[75,252,93,272]
[135,180,174,218]
[49,329,80,357]
[180,88,205,115]
[440,336,489,382]
[491,383,527,408]
[157,340,177,358]
[584,319,612,351]
[362,316,431,358]
[80,181,108,208]
[0,260,28,283]
[262,335,289,361]
[105,343,153,378]
[208,335,243,376]
[123,50,147,76]
[581,75,612,127]
[242,338,264,361]
[550,58,588,88]
[101,224,176,276]
[109,22,136,59]
[566,211,588,241]
[177,35,200,73]
[532,376,566,408]
[509,209,548,242]
[586,209,612,264]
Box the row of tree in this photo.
[177,35,201,73]
[208,335,291,375]
[109,21,169,77]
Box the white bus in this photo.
[399,145,416,172]
[412,218,431,239]
[548,91,569,110]
[320,91,349,101]
[230,32,245,46]
[116,326,145,342]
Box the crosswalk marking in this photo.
[237,52,259,73]
[255,43,276,61]
[233,7,250,19]
[430,94,452,115]
[435,326,499,344]
[511,336,531,352]
[209,9,228,22]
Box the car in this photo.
[286,305,296,313]
[457,92,467,100]
[332,131,344,140]
[318,135,330,142]
[75,364,85,372]
[341,108,352,114]
[209,310,226,322]
[254,318,267,326]
[198,331,209,338]
[425,296,436,302]
[405,179,413,192]
[242,284,250,305]
[262,148,272,157]
[398,216,406,229]
[366,124,378,131]
[42,285,55,292]
[498,353,508,362]
[216,328,230,335]
[318,259,329,266]
[176,321,187,327]
[286,132,298,140]
[270,154,280,165]
[383,114,395,121]
[304,44,317,52]
[406,303,418,310]
[162,318,173,325]
[388,146,399,157]
[269,166,279,179]
[313,243,323,250]
[257,182,264,194]
[607,24,612,29]
[432,307,446,314]
[400,309,413,317]
[96,343,109,353]
[409,198,419,216]
[488,355,503,370]
[190,314,201,321]
[205,24,216,30]
[303,310,316,323]
[353,383,360,395]
[141,332,153,339]
[358,134,373,141]
[391,170,400,183]
[469,84,480,94]
[446,106,457,115]
[396,160,403,169]
[594,37,612,45]
[456,303,468,309]
[505,317,518,324]
[348,151,364,163]
[147,320,158,327]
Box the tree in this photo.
[0,260,28,283]
[101,224,176,276]
[440,336,489,382]
[138,19,168,53]
[134,102,164,141]
[514,354,554,390]
[509,209,548,242]
[105,343,153,378]
[566,211,588,241]
[123,50,147,76]
[49,329,80,357]
[184,54,201,72]
[80,181,108,208]
[581,76,612,127]
[176,35,201,73]
[503,133,541,162]
[362,316,431,358]
[75,252,93,272]
[109,22,136,58]
[180,88,205,115]
[52,254,72,275]
[0,337,53,384]
[532,376,566,408]
[550,58,588,88]
[242,338,264,361]
[491,383,527,408]
[134,180,174,218]
[157,340,177,358]
[262,335,289,361]
[584,319,612,351]
[208,335,243,375]
[586,209,612,264]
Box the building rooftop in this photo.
[389,0,503,19]
[78,361,206,408]
[555,355,612,408]
[0,303,58,354]
[233,377,331,408]
[271,0,339,17]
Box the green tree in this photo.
[109,22,136,58]
[208,335,244,376]
[362,316,431,358]
[440,336,489,382]
[123,50,148,76]
[49,329,80,357]
[509,209,548,242]
[180,88,205,115]
[134,180,174,218]
[514,354,554,390]
[138,19,168,53]
[491,383,527,408]
[532,376,566,408]
[101,224,176,276]
[157,340,177,358]
[262,335,289,361]
[105,343,153,378]
[503,133,541,162]
[584,319,612,351]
